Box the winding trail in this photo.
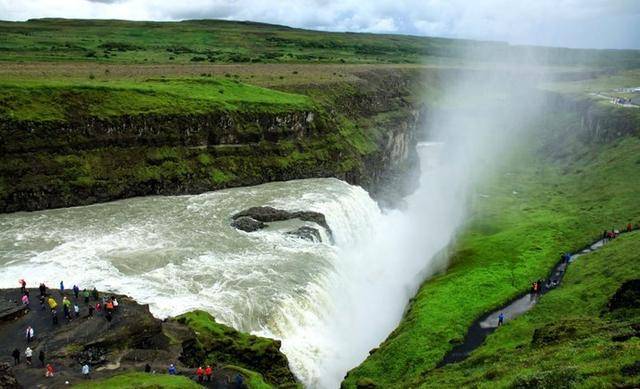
[438,231,630,367]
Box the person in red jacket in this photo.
[205,365,213,382]
[45,363,54,377]
[196,366,204,382]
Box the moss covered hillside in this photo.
[342,75,640,387]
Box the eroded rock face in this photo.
[231,206,333,240]
[609,279,640,311]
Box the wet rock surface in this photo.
[230,216,266,232]
[286,226,322,242]
[232,206,333,239]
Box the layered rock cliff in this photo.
[0,68,424,213]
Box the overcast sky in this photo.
[1,0,639,49]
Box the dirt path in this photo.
[438,231,631,367]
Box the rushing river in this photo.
[0,143,458,388]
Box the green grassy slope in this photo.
[0,77,313,122]
[343,110,640,387]
[73,372,201,388]
[417,231,640,388]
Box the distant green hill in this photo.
[1,18,639,68]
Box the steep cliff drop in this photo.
[0,143,459,388]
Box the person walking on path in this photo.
[73,285,80,300]
[88,304,95,317]
[38,350,45,367]
[83,289,90,304]
[12,348,20,365]
[45,363,54,377]
[25,347,33,365]
[82,363,90,379]
[205,365,213,382]
[74,303,80,318]
[39,282,46,297]
[47,296,58,310]
[19,279,26,295]
[59,281,64,293]
[498,312,505,326]
[196,366,204,382]
[234,373,245,388]
[39,295,46,311]
[25,326,34,343]
[112,297,119,311]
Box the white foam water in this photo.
[0,143,461,388]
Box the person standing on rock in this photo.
[73,285,80,300]
[144,363,151,373]
[74,303,80,318]
[105,299,114,314]
[82,363,90,379]
[47,296,58,310]
[25,347,33,365]
[38,350,45,367]
[498,312,505,326]
[12,348,20,365]
[112,297,119,311]
[45,363,54,377]
[39,282,46,296]
[21,293,30,310]
[62,296,72,321]
[19,279,26,294]
[205,365,213,381]
[83,289,90,304]
[92,287,99,301]
[168,364,177,375]
[196,366,204,382]
[25,325,34,343]
[88,304,95,318]
[60,281,64,293]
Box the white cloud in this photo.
[0,0,638,49]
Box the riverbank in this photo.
[0,287,296,388]
[343,105,640,386]
[419,230,640,387]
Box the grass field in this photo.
[417,231,640,388]
[1,18,639,68]
[73,372,201,388]
[343,111,640,387]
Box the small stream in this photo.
[438,235,615,366]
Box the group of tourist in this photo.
[10,279,120,380]
[496,223,639,328]
[604,223,639,242]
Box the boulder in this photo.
[232,206,333,240]
[286,226,322,242]
[231,216,266,232]
[0,363,21,389]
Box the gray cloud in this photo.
[1,0,638,49]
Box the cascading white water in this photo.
[0,141,469,388]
